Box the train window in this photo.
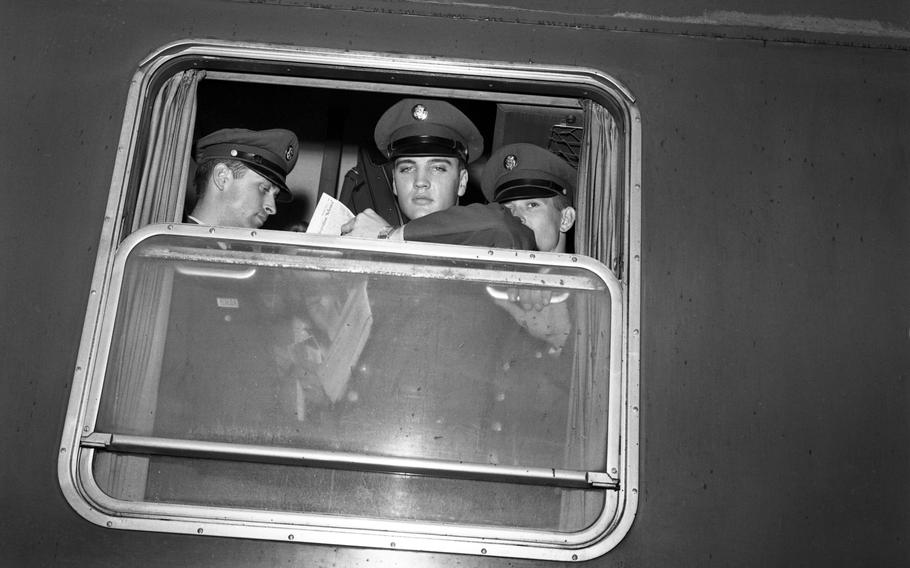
[59,41,641,561]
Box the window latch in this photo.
[586,471,619,489]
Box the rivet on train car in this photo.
[208,227,216,234]
[481,548,487,554]
[632,406,639,414]
[83,426,89,432]
[251,231,257,237]
[197,528,204,534]
[390,541,396,548]
[634,184,641,191]
[571,257,578,262]
[60,447,66,454]
[632,329,639,336]
[288,534,294,541]
[634,254,640,262]
[106,521,112,527]
[572,554,578,561]
[488,250,494,255]
[611,467,618,474]
[167,224,173,230]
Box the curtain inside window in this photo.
[561,100,623,530]
[574,100,623,278]
[96,69,203,497]
[94,263,174,500]
[132,69,204,230]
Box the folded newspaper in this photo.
[306,193,355,235]
[279,195,372,406]
[312,280,373,403]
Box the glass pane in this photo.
[97,232,613,475]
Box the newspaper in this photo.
[275,193,373,407]
[306,193,355,235]
[316,281,372,402]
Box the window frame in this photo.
[58,39,642,562]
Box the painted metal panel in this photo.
[2,0,908,567]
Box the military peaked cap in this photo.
[194,128,299,202]
[482,143,577,204]
[374,98,483,164]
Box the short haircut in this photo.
[194,159,249,197]
[550,193,571,211]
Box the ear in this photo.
[559,206,577,233]
[456,168,468,197]
[213,162,233,190]
[391,178,399,196]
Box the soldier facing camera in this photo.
[341,98,534,249]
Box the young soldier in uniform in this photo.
[482,143,579,338]
[151,127,300,493]
[341,98,535,249]
[481,142,577,254]
[187,127,299,228]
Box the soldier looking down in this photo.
[187,127,299,229]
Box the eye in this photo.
[432,164,449,173]
[397,165,414,174]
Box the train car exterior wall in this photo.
[2,1,908,566]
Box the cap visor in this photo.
[247,164,293,203]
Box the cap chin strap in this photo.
[229,149,292,202]
[229,149,285,179]
[388,135,468,162]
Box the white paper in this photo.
[306,193,355,235]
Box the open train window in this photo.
[59,40,641,561]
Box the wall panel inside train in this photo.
[2,1,908,567]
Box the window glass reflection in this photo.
[97,233,612,475]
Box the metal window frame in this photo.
[57,39,642,562]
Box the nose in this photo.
[263,191,277,216]
[506,204,527,224]
[414,168,430,190]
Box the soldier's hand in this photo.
[341,209,392,238]
[495,298,571,350]
[506,288,553,312]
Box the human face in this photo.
[392,156,467,220]
[219,167,279,229]
[503,197,575,253]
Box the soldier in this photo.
[341,98,534,249]
[187,127,299,228]
[476,144,580,346]
[481,143,577,254]
[152,127,301,465]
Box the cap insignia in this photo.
[230,149,239,157]
[503,154,518,170]
[285,144,295,161]
[412,104,429,121]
